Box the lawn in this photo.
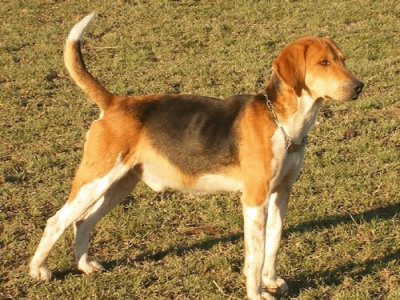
[1,0,399,299]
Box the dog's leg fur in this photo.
[73,171,138,274]
[29,139,131,281]
[243,202,266,299]
[261,190,290,295]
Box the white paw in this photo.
[29,265,52,281]
[78,260,105,274]
[247,291,276,300]
[263,277,288,295]
[261,291,277,300]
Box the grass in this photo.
[1,0,399,299]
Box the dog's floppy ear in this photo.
[272,42,307,96]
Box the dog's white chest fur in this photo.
[269,95,321,190]
[270,129,305,190]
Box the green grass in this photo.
[1,0,399,299]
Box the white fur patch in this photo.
[283,94,321,144]
[67,12,96,42]
[75,154,128,201]
[141,162,243,193]
[243,205,264,222]
[269,128,303,190]
[269,94,321,191]
[194,174,242,193]
[141,163,182,192]
[242,203,266,299]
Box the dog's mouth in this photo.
[326,80,364,101]
[351,92,362,100]
[323,93,362,102]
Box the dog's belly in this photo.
[194,174,243,193]
[140,163,184,192]
[140,163,242,193]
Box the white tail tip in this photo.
[67,12,97,42]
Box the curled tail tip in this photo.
[67,12,97,42]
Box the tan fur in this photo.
[238,100,275,206]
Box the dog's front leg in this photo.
[242,198,267,300]
[261,189,290,295]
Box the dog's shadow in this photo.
[53,201,400,297]
[116,233,242,265]
[284,201,400,297]
[52,233,242,282]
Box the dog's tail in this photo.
[64,12,113,111]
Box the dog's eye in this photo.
[319,60,330,66]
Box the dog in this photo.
[29,13,363,300]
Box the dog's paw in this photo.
[78,260,105,274]
[261,291,277,300]
[246,291,277,300]
[262,277,288,295]
[29,265,52,281]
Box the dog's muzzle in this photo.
[352,80,364,100]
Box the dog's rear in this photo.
[30,12,134,280]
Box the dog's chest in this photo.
[269,129,305,190]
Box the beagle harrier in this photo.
[29,13,363,300]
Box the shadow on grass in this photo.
[286,248,400,298]
[286,202,400,235]
[284,201,400,297]
[104,232,242,269]
[52,269,82,281]
[53,201,399,295]
[52,233,243,281]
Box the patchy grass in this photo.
[1,1,399,299]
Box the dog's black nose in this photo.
[354,81,364,94]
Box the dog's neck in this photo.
[265,75,323,145]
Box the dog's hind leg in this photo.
[29,154,131,281]
[29,155,130,281]
[29,120,133,281]
[73,170,139,274]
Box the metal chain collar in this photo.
[263,94,307,153]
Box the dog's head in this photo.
[272,37,364,101]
